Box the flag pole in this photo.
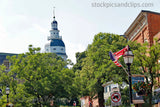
[120,63,129,76]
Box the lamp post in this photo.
[6,86,10,103]
[123,46,134,105]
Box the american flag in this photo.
[109,46,129,67]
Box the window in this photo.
[53,48,56,50]
[109,86,111,92]
[61,48,63,51]
[105,87,108,93]
[105,86,112,93]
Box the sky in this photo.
[0,0,160,63]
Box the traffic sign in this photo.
[111,92,122,106]
[111,92,121,103]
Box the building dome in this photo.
[52,20,57,24]
[50,39,65,47]
[45,10,67,60]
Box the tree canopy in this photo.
[73,33,130,106]
[0,32,159,106]
[0,45,74,106]
[132,39,160,105]
[72,33,160,106]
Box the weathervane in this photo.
[53,7,55,20]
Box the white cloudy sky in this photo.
[0,0,160,63]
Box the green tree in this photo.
[132,39,160,105]
[72,51,87,72]
[120,87,130,106]
[6,45,74,106]
[65,52,87,106]
[75,33,129,107]
[0,64,19,106]
[72,51,87,97]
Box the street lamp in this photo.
[6,86,10,103]
[123,46,134,105]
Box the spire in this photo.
[53,7,55,20]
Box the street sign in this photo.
[111,92,121,103]
[111,92,122,106]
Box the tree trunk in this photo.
[149,68,153,105]
[98,86,104,107]
[149,83,153,106]
[37,95,43,107]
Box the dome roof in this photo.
[53,28,58,30]
[52,20,57,24]
[50,39,65,47]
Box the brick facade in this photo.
[125,10,160,46]
[148,12,160,44]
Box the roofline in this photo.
[102,81,113,87]
[124,10,160,36]
[0,52,18,55]
[141,10,160,15]
[124,10,145,36]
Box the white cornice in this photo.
[124,11,147,37]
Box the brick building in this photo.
[124,10,160,45]
[124,10,160,105]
